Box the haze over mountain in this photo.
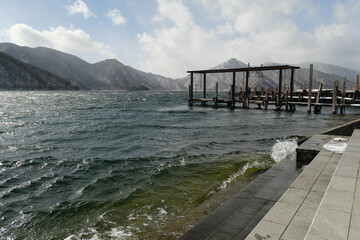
[0,43,185,91]
[180,58,359,91]
[0,42,358,91]
[0,51,78,90]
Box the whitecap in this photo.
[219,161,264,189]
[179,158,186,166]
[108,227,133,238]
[271,138,298,162]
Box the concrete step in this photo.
[305,129,360,240]
[245,149,342,240]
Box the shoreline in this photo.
[179,118,360,240]
[179,152,302,239]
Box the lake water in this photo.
[1,91,358,239]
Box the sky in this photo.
[0,0,359,78]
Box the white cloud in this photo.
[5,24,116,62]
[66,0,96,19]
[106,9,126,25]
[137,0,360,78]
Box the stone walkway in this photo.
[245,129,360,240]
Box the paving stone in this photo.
[281,215,313,240]
[334,165,358,178]
[339,155,359,168]
[350,206,360,229]
[246,201,276,228]
[328,175,356,193]
[223,197,252,211]
[215,212,253,237]
[233,226,254,240]
[278,187,309,205]
[306,190,324,203]
[291,173,318,191]
[262,201,299,225]
[348,227,360,240]
[305,206,351,240]
[311,174,332,193]
[204,229,234,240]
[345,146,360,153]
[238,199,269,215]
[244,220,286,240]
[321,188,354,213]
[254,186,282,201]
[355,178,360,199]
[296,193,323,219]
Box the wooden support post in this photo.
[265,89,269,110]
[276,69,283,110]
[215,82,218,107]
[316,82,323,104]
[285,91,289,111]
[232,71,236,108]
[189,72,194,106]
[332,80,338,114]
[314,82,323,114]
[245,71,249,108]
[341,78,346,105]
[307,64,313,114]
[341,78,346,114]
[203,73,207,99]
[356,75,360,100]
[290,68,295,102]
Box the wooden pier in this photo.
[187,65,360,114]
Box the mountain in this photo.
[0,51,79,90]
[299,62,360,83]
[0,43,186,91]
[179,58,283,91]
[179,58,359,91]
[92,59,185,90]
[1,42,358,92]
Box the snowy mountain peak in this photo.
[213,58,249,69]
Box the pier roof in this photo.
[187,65,300,74]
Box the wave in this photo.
[270,137,298,162]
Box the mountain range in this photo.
[0,43,185,91]
[0,42,359,91]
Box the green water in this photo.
[1,91,358,239]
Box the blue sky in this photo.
[0,0,359,78]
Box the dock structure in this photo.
[188,65,300,110]
[187,65,360,114]
[179,119,360,240]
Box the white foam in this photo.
[271,138,298,162]
[219,161,264,189]
[158,207,168,219]
[8,146,17,151]
[108,227,133,239]
[179,158,186,166]
[323,138,348,153]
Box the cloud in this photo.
[138,0,360,78]
[66,0,96,19]
[106,9,126,25]
[5,24,116,62]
